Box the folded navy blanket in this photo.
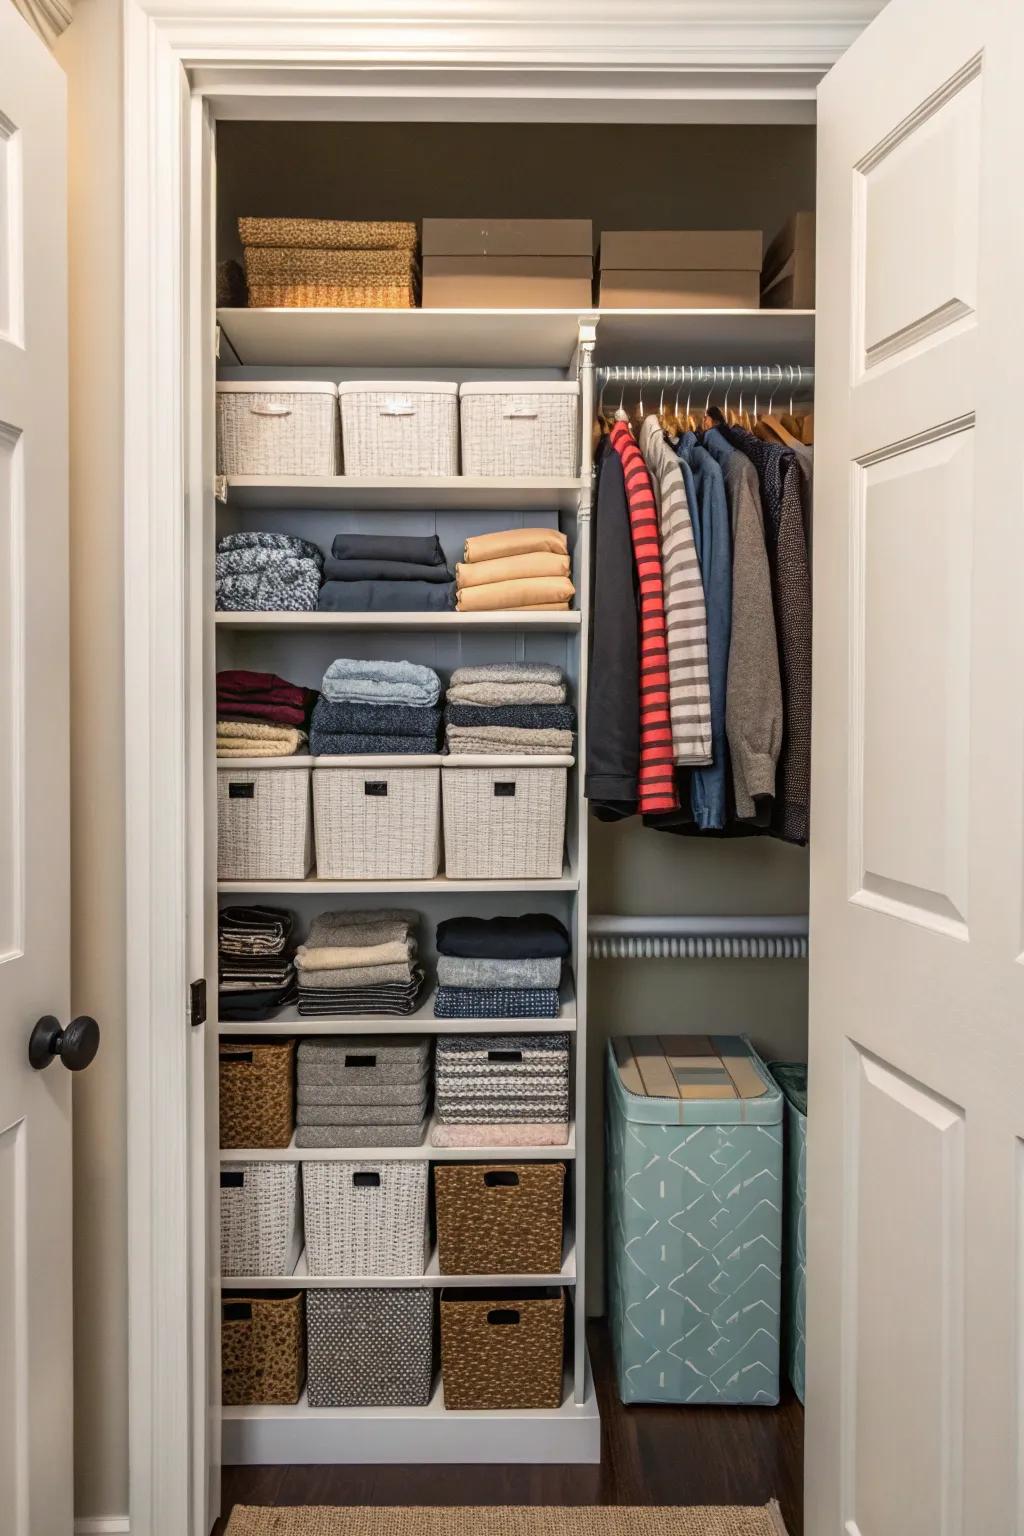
[435,914,571,960]
[318,579,455,613]
[311,697,442,739]
[218,530,324,570]
[310,730,440,756]
[444,703,576,731]
[331,531,446,566]
[433,987,561,1019]
[324,556,454,584]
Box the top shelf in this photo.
[217,307,815,372]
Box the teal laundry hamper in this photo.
[605,1034,783,1406]
[769,1062,807,1405]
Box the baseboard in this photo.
[74,1518,131,1535]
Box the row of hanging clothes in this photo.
[585,363,813,844]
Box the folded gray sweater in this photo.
[435,955,562,988]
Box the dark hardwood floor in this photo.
[214,1323,804,1535]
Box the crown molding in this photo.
[9,0,72,47]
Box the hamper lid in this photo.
[458,380,580,397]
[336,379,460,396]
[216,380,338,395]
[610,1034,782,1125]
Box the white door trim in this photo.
[121,6,876,1533]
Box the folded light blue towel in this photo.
[321,657,442,708]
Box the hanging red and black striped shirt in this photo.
[610,420,679,814]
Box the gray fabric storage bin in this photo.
[296,1100,428,1127]
[306,1287,434,1406]
[295,1120,428,1150]
[298,1077,429,1107]
[297,1035,431,1088]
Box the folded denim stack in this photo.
[455,526,574,612]
[295,909,425,1018]
[444,664,573,756]
[310,658,443,755]
[295,1035,432,1149]
[431,1031,571,1149]
[433,913,570,1020]
[215,532,324,613]
[218,905,297,1021]
[318,531,455,613]
[216,669,317,758]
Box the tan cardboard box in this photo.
[599,229,763,271]
[761,212,816,309]
[422,218,593,257]
[599,269,761,310]
[422,256,594,309]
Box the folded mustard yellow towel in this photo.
[456,576,576,612]
[456,550,571,589]
[462,526,569,564]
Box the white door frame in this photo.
[121,4,876,1532]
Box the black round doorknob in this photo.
[28,1015,100,1072]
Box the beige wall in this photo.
[54,0,129,1520]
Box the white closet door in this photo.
[808,1,1024,1533]
[0,6,73,1536]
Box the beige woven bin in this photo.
[435,1163,565,1276]
[313,756,442,879]
[216,381,339,476]
[459,381,581,477]
[338,380,458,476]
[222,1290,305,1405]
[239,217,418,251]
[441,756,572,880]
[244,245,419,310]
[303,1160,430,1277]
[440,1287,565,1410]
[217,758,313,881]
[220,1161,303,1277]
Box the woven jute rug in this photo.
[225,1506,789,1536]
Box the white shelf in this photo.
[220,475,584,512]
[215,609,581,632]
[217,864,579,894]
[217,306,588,370]
[592,307,815,365]
[220,1119,576,1163]
[221,1369,601,1465]
[218,982,577,1035]
[223,1241,576,1292]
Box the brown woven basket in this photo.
[222,1291,306,1405]
[219,1038,296,1149]
[435,1164,565,1276]
[239,216,418,251]
[244,245,419,309]
[440,1288,565,1410]
[246,281,417,310]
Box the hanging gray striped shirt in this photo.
[638,415,712,765]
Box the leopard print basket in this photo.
[434,1163,565,1276]
[440,1287,565,1410]
[219,1038,296,1149]
[222,1291,306,1406]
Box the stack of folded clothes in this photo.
[295,909,425,1018]
[295,1035,432,1149]
[318,531,455,613]
[215,531,324,612]
[444,663,574,756]
[309,657,443,755]
[218,905,297,1021]
[455,526,575,612]
[433,913,570,1020]
[216,669,317,758]
[431,1030,571,1149]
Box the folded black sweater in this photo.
[330,531,446,566]
[324,555,454,584]
[436,914,571,960]
[445,703,576,731]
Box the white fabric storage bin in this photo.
[337,380,459,476]
[216,381,339,476]
[441,755,572,879]
[313,756,442,879]
[217,758,313,881]
[303,1160,430,1277]
[459,380,580,477]
[220,1162,303,1278]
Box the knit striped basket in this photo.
[441,757,571,879]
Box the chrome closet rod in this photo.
[596,363,814,389]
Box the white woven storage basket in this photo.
[217,759,313,881]
[459,380,580,477]
[338,380,458,476]
[441,755,573,879]
[313,756,442,880]
[216,381,339,476]
[220,1162,303,1278]
[303,1160,429,1276]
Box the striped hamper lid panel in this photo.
[610,1033,782,1126]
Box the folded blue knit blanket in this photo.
[218,530,324,569]
[444,703,576,731]
[311,697,442,738]
[216,562,320,612]
[321,657,442,707]
[310,730,440,756]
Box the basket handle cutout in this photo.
[483,1170,520,1188]
[493,782,516,798]
[220,1171,245,1188]
[249,402,292,417]
[228,782,255,800]
[487,1309,521,1326]
[344,1053,377,1068]
[352,1171,381,1189]
[223,1051,254,1064]
[380,398,415,416]
[223,1302,252,1322]
[487,1049,523,1064]
[504,408,539,419]
[364,781,388,797]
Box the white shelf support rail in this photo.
[588,915,809,960]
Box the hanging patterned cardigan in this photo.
[609,421,679,815]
